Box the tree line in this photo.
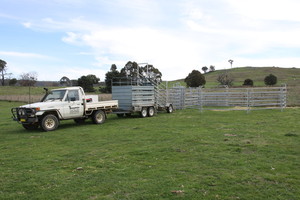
[0,58,278,93]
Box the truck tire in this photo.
[22,123,39,130]
[148,107,155,117]
[92,110,106,124]
[140,107,148,118]
[40,114,59,131]
[167,105,173,113]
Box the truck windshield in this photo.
[43,90,66,102]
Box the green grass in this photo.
[1,101,299,199]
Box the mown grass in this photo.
[0,101,299,199]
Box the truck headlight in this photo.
[18,108,26,116]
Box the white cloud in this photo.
[227,0,300,21]
[0,51,51,59]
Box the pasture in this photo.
[0,101,299,199]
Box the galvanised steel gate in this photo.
[168,86,287,113]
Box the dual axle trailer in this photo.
[112,79,173,118]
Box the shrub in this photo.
[243,79,254,86]
[264,74,277,86]
[9,78,17,86]
[217,72,234,86]
[184,70,206,87]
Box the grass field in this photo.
[0,101,299,199]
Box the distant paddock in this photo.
[0,94,112,103]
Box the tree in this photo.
[184,70,206,87]
[209,65,216,72]
[120,61,162,83]
[19,72,38,86]
[78,74,100,92]
[217,72,234,86]
[228,59,233,68]
[0,59,7,86]
[104,64,125,93]
[9,78,17,86]
[202,66,208,73]
[264,74,277,86]
[60,76,71,86]
[120,61,141,79]
[110,64,117,72]
[243,79,254,86]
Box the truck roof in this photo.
[52,87,83,91]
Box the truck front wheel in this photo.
[92,110,106,124]
[40,114,59,131]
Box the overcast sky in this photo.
[1,0,300,81]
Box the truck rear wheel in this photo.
[140,107,148,118]
[40,114,59,131]
[92,110,106,124]
[148,107,155,117]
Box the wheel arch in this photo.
[39,110,61,120]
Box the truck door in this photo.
[62,89,84,119]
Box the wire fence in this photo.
[168,86,287,113]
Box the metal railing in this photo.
[168,85,287,113]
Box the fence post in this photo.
[280,84,287,111]
[225,85,229,107]
[247,88,250,114]
[198,87,203,112]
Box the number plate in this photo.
[20,118,26,122]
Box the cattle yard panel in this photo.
[168,86,287,112]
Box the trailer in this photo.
[112,77,173,117]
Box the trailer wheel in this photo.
[40,114,59,131]
[167,105,173,113]
[92,110,106,124]
[140,107,148,118]
[148,107,155,117]
[22,123,39,130]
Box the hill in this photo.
[170,67,300,87]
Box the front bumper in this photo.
[11,108,39,124]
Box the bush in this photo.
[8,78,17,86]
[264,74,277,86]
[184,70,206,87]
[217,72,234,86]
[78,74,100,92]
[243,79,254,86]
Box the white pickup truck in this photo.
[11,87,118,131]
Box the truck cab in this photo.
[42,87,85,119]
